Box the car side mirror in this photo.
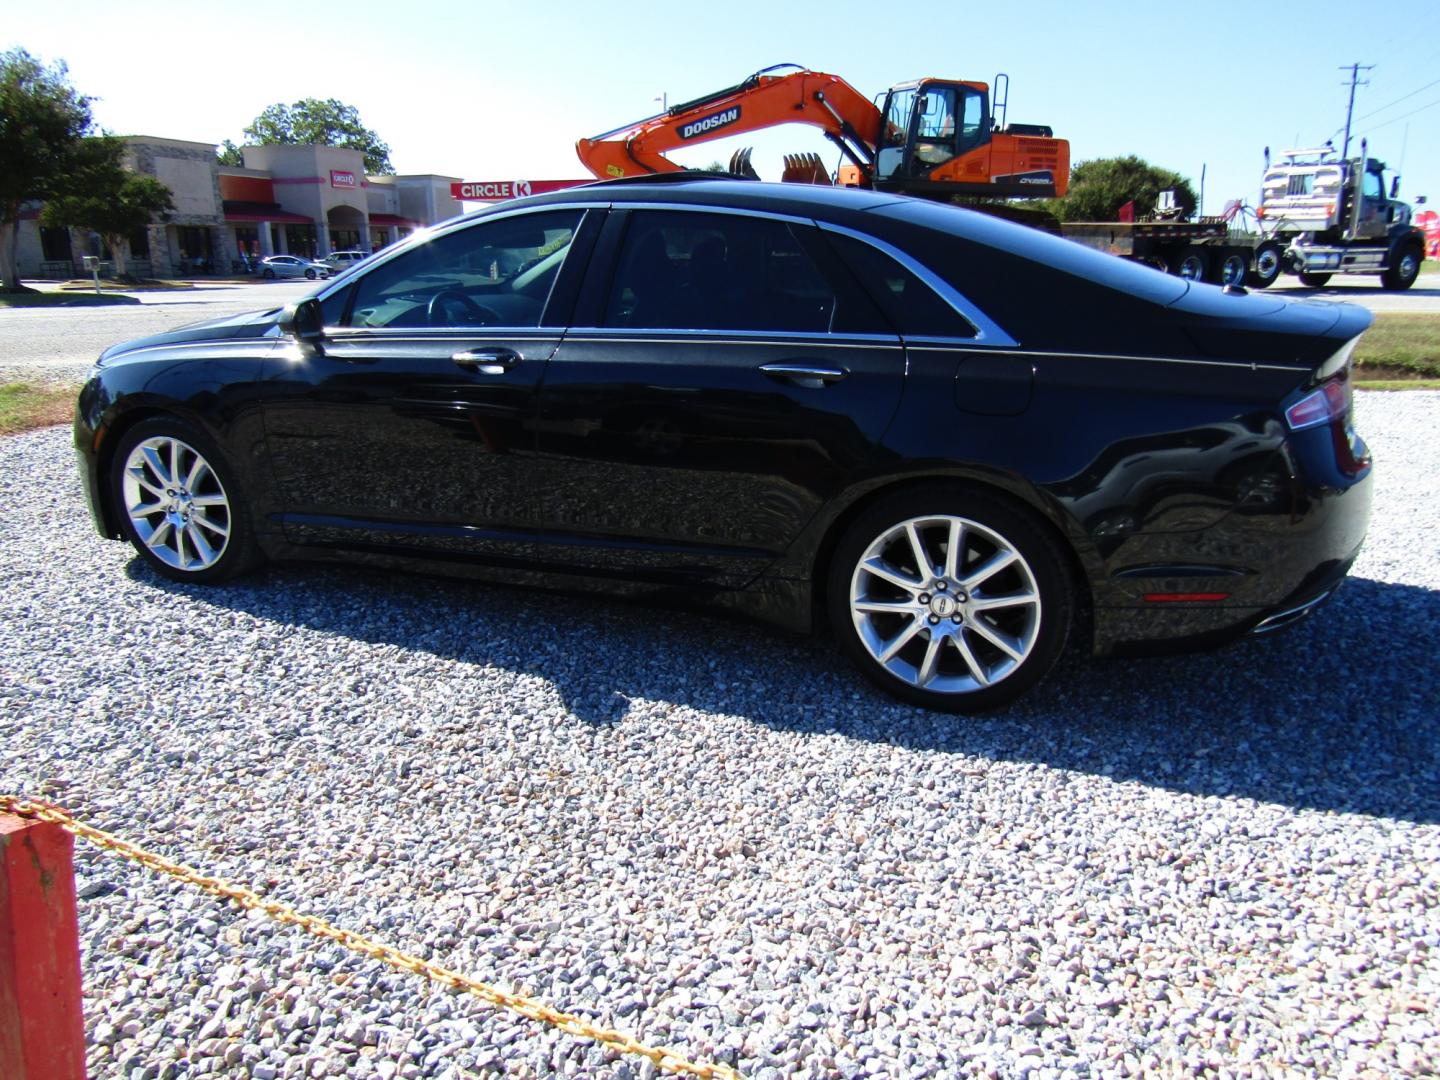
[1390,176,1401,199]
[279,298,325,355]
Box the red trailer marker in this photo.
[0,813,87,1080]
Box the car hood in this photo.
[99,308,284,364]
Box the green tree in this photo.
[241,98,393,174]
[1049,155,1198,222]
[0,48,96,293]
[42,137,173,279]
[216,138,244,167]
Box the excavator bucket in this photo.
[781,153,832,186]
[728,148,760,180]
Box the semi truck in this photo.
[1059,143,1427,290]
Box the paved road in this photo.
[3,273,1437,386]
[0,280,315,382]
[1268,276,1440,312]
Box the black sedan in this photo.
[75,176,1373,712]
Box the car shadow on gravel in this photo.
[128,560,1440,824]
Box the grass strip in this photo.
[1353,313,1440,378]
[0,383,76,436]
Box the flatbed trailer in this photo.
[1058,219,1263,285]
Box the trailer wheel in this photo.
[1217,253,1248,287]
[1168,250,1208,281]
[1298,272,1332,288]
[1248,243,1282,289]
[1381,245,1423,291]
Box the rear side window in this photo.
[825,232,976,338]
[604,211,835,332]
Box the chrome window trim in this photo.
[322,326,564,341]
[559,327,902,351]
[913,344,1309,373]
[816,222,1018,348]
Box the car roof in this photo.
[517,176,910,219]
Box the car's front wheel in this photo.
[305,268,317,279]
[827,489,1074,712]
[109,418,261,583]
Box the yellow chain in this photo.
[0,796,740,1080]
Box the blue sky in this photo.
[8,0,1438,215]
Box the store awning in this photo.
[223,200,312,225]
[369,213,419,228]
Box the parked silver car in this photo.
[258,255,330,280]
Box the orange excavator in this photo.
[576,63,1069,206]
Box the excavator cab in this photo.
[875,81,990,181]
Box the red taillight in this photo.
[1285,380,1347,431]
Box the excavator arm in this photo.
[576,64,883,180]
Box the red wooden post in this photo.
[0,813,87,1080]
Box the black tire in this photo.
[1381,244,1423,291]
[1168,249,1208,281]
[1215,251,1248,287]
[1298,272,1332,288]
[108,417,262,584]
[305,268,317,279]
[1248,242,1282,288]
[262,268,275,279]
[826,487,1075,713]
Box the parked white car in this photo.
[323,250,369,271]
[258,255,331,280]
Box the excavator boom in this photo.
[577,65,880,180]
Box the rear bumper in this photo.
[1093,446,1372,657]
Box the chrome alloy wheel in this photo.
[849,515,1042,694]
[121,436,232,572]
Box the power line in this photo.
[1355,75,1440,123]
[1362,94,1440,134]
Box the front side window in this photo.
[604,211,836,333]
[1363,170,1383,200]
[346,209,582,329]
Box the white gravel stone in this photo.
[1,391,1438,1078]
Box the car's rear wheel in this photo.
[1298,272,1332,288]
[110,418,261,583]
[827,489,1074,712]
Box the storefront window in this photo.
[284,225,318,258]
[40,227,71,261]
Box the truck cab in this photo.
[1256,145,1424,289]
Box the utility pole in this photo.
[1339,62,1373,160]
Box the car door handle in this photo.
[452,348,519,374]
[758,362,849,388]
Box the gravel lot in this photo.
[2,392,1437,1079]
